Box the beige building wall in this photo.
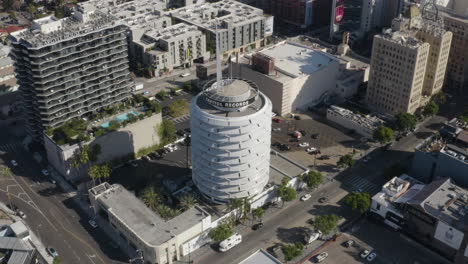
[416,29,453,101]
[443,14,468,94]
[366,34,430,114]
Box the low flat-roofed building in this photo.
[0,236,35,264]
[371,175,468,264]
[239,249,283,264]
[89,183,211,264]
[231,41,368,116]
[326,105,384,138]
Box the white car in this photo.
[88,220,98,229]
[299,142,309,147]
[362,156,371,163]
[180,72,191,77]
[300,194,311,201]
[10,160,18,167]
[272,128,281,132]
[17,210,26,219]
[306,147,317,153]
[360,249,370,259]
[46,247,59,258]
[41,169,49,176]
[367,252,377,261]
[315,252,328,263]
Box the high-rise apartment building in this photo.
[10,4,132,141]
[366,32,430,114]
[366,4,452,115]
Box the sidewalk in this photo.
[0,202,54,264]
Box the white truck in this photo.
[133,83,144,92]
[219,233,242,252]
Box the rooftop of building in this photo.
[256,41,339,78]
[269,151,308,185]
[11,10,122,48]
[170,0,264,32]
[327,105,384,131]
[195,78,267,117]
[142,22,202,44]
[377,29,425,48]
[0,236,34,264]
[81,0,168,31]
[406,178,468,230]
[373,174,423,208]
[239,249,283,264]
[90,183,209,246]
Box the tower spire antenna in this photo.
[215,20,223,92]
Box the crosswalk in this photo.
[0,142,24,154]
[166,114,190,124]
[343,174,381,195]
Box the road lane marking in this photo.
[49,208,107,264]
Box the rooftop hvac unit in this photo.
[252,53,275,75]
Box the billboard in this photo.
[335,0,345,24]
[434,221,464,250]
[264,16,274,36]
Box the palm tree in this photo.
[179,194,196,210]
[252,207,264,223]
[88,165,101,186]
[99,164,111,183]
[241,198,251,222]
[228,198,243,222]
[141,187,160,211]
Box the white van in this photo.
[219,233,242,252]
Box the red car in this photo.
[273,117,282,123]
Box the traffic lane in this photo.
[193,181,346,264]
[4,152,124,264]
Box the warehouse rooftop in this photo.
[90,183,210,246]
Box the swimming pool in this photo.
[101,110,139,128]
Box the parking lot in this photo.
[271,112,373,175]
[307,218,451,264]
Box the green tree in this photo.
[179,194,197,210]
[140,186,160,211]
[459,110,468,123]
[1,167,11,177]
[157,119,177,145]
[432,91,446,105]
[281,242,304,261]
[156,204,180,220]
[71,145,90,168]
[423,101,439,117]
[395,112,417,132]
[168,99,189,118]
[208,223,233,242]
[344,192,371,213]
[337,154,355,168]
[89,144,101,162]
[107,120,120,131]
[373,126,393,144]
[314,214,340,235]
[300,170,323,189]
[2,0,14,11]
[27,3,36,16]
[53,257,62,264]
[252,207,264,222]
[228,198,244,221]
[156,90,167,100]
[88,165,101,186]
[277,184,297,207]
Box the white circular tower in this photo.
[190,77,272,203]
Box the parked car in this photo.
[273,117,282,123]
[180,72,191,77]
[318,197,328,203]
[272,127,281,132]
[252,223,264,230]
[300,194,311,201]
[88,220,98,229]
[10,160,18,167]
[141,156,150,161]
[299,130,307,136]
[46,247,59,258]
[362,156,370,163]
[311,133,320,139]
[314,252,328,263]
[176,130,186,137]
[294,115,301,120]
[17,210,26,219]
[317,155,329,160]
[367,252,377,261]
[305,230,322,244]
[290,138,299,143]
[299,142,309,147]
[306,147,317,153]
[41,169,49,176]
[360,250,370,259]
[344,240,354,248]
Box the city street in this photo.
[0,127,127,264]
[187,115,447,264]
